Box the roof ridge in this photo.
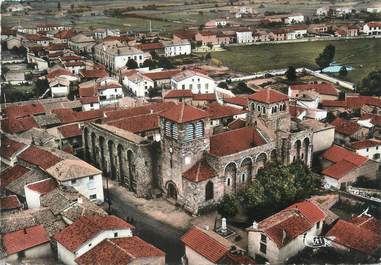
[108,238,135,259]
[180,103,185,122]
[195,161,202,182]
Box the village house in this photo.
[181,226,254,265]
[79,77,123,107]
[351,139,381,162]
[54,215,165,265]
[49,78,70,98]
[321,145,378,189]
[307,24,329,34]
[1,225,53,263]
[286,25,308,39]
[68,33,95,53]
[288,83,339,101]
[300,119,335,153]
[236,29,254,44]
[247,200,326,264]
[23,34,52,46]
[0,195,22,213]
[284,14,305,24]
[171,70,216,94]
[24,178,57,209]
[195,31,218,46]
[122,70,154,98]
[205,102,248,129]
[326,216,381,259]
[164,41,192,57]
[330,117,369,145]
[79,68,109,81]
[316,6,330,16]
[362,22,381,35]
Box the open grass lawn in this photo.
[212,39,381,84]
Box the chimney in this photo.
[23,228,27,234]
[252,221,258,229]
[282,229,287,244]
[204,225,209,231]
[77,197,83,204]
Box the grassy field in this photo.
[212,38,381,84]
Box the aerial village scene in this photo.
[0,0,380,264]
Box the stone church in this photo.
[83,88,313,214]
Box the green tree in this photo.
[217,194,238,218]
[232,81,251,94]
[205,52,212,61]
[339,66,348,77]
[218,81,228,89]
[34,79,49,97]
[286,66,297,82]
[157,57,174,69]
[142,59,156,69]
[289,160,322,200]
[358,70,381,96]
[315,44,335,69]
[237,181,265,211]
[126,58,138,69]
[206,43,213,50]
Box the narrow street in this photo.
[107,187,186,264]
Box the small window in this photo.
[89,176,94,180]
[88,243,92,247]
[71,179,77,184]
[260,242,267,254]
[366,148,369,152]
[90,194,97,200]
[261,234,267,243]
[316,221,320,229]
[114,232,118,237]
[226,178,231,186]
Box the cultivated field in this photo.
[212,38,381,84]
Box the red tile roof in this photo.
[322,160,357,180]
[367,22,381,28]
[104,102,175,122]
[26,178,57,195]
[47,68,75,79]
[206,102,247,120]
[227,119,246,130]
[0,165,30,189]
[79,86,96,97]
[289,105,306,118]
[322,96,381,108]
[144,70,181,80]
[0,135,27,160]
[331,117,361,136]
[79,96,99,105]
[209,127,266,156]
[351,139,381,150]
[258,201,325,248]
[349,216,381,235]
[52,108,105,124]
[108,114,159,133]
[192,93,217,101]
[290,83,338,96]
[19,146,62,170]
[159,103,209,124]
[1,116,40,134]
[285,200,326,224]
[181,226,229,263]
[137,42,164,51]
[25,34,51,42]
[164,90,193,99]
[64,61,85,67]
[223,96,249,107]
[54,215,134,252]
[248,88,288,104]
[54,29,76,39]
[3,225,50,255]
[0,195,22,211]
[80,69,108,79]
[183,160,215,183]
[60,55,82,61]
[321,100,347,107]
[58,124,82,138]
[361,113,381,127]
[326,220,381,254]
[75,237,165,265]
[322,145,368,167]
[217,252,256,265]
[3,103,45,119]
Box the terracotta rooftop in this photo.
[183,160,215,183]
[248,88,288,104]
[205,102,248,120]
[0,165,30,190]
[80,69,108,79]
[58,123,82,138]
[164,89,193,99]
[46,159,101,182]
[326,219,381,254]
[0,195,22,211]
[322,160,357,180]
[0,135,27,160]
[351,139,381,150]
[79,96,99,105]
[159,103,209,124]
[54,215,134,252]
[19,146,62,170]
[227,119,246,130]
[107,113,159,134]
[26,178,57,195]
[322,145,368,167]
[181,226,230,263]
[256,201,325,248]
[1,116,40,134]
[54,29,76,39]
[223,96,249,107]
[349,216,381,235]
[47,68,75,79]
[137,42,164,51]
[75,237,165,265]
[209,127,267,156]
[361,113,381,127]
[144,69,181,80]
[192,93,216,101]
[64,61,85,67]
[290,83,338,96]
[330,117,360,136]
[3,224,50,255]
[3,102,45,119]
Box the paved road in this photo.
[107,190,185,264]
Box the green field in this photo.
[212,39,381,84]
